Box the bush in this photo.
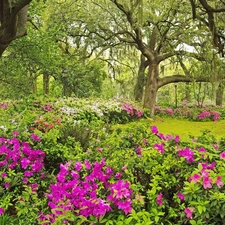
[1,96,225,224]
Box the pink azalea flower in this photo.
[115,172,122,179]
[13,131,19,137]
[22,178,28,184]
[184,207,194,219]
[178,147,194,162]
[189,173,201,184]
[0,208,4,216]
[117,200,132,214]
[74,162,82,171]
[220,152,225,159]
[174,135,180,143]
[177,192,185,201]
[202,176,212,189]
[1,172,7,178]
[215,176,224,188]
[199,147,206,153]
[151,126,158,134]
[157,133,166,140]
[207,162,216,170]
[153,143,165,154]
[21,158,30,169]
[84,159,91,170]
[4,182,10,189]
[156,192,163,206]
[31,133,41,142]
[24,171,34,177]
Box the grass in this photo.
[149,117,225,141]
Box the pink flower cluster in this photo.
[178,147,194,163]
[197,110,221,121]
[184,207,194,219]
[40,159,133,224]
[154,105,221,121]
[122,103,143,118]
[151,126,180,154]
[189,161,224,189]
[0,102,8,110]
[154,106,174,116]
[0,135,45,214]
[0,136,45,180]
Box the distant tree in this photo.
[190,0,225,56]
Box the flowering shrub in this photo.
[122,102,143,118]
[1,96,225,224]
[55,97,145,124]
[30,114,62,133]
[0,135,53,224]
[155,105,223,121]
[40,159,133,224]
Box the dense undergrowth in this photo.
[0,97,225,225]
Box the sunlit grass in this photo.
[149,117,225,140]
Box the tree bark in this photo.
[143,66,222,117]
[0,0,31,57]
[43,72,50,95]
[216,82,224,106]
[185,83,191,102]
[143,61,159,117]
[134,54,148,102]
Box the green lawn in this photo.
[149,117,225,140]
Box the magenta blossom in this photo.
[1,172,7,178]
[156,192,163,206]
[151,126,158,134]
[31,133,41,142]
[177,192,185,201]
[202,176,212,189]
[189,173,201,184]
[4,182,10,189]
[184,207,194,219]
[215,176,224,188]
[220,152,225,159]
[153,143,165,154]
[174,135,180,143]
[0,208,4,216]
[178,147,194,162]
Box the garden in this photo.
[1,1,225,224]
[0,97,225,225]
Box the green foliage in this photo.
[1,96,225,224]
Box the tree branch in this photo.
[158,74,211,88]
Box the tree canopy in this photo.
[0,0,224,114]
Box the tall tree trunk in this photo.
[134,54,148,102]
[43,72,50,95]
[0,1,31,57]
[16,5,29,38]
[143,62,159,117]
[29,73,37,94]
[184,82,191,102]
[32,79,37,94]
[216,82,224,106]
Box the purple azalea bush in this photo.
[40,159,133,224]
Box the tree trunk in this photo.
[184,82,191,102]
[134,54,148,102]
[43,72,50,95]
[32,79,37,94]
[0,0,31,57]
[16,5,29,38]
[216,82,224,106]
[143,62,159,117]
